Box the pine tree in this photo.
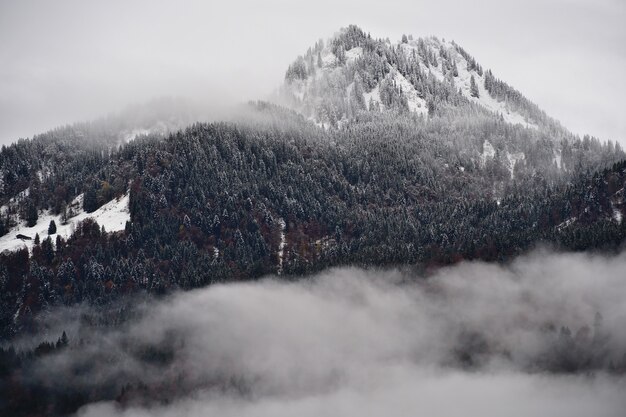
[317,51,323,68]
[57,331,69,348]
[26,202,38,227]
[351,73,366,111]
[41,237,54,263]
[335,45,346,65]
[427,100,436,117]
[84,188,98,213]
[48,220,57,235]
[470,75,480,98]
[0,216,5,237]
[484,70,493,92]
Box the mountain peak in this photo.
[281,25,553,131]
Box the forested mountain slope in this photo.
[281,25,623,186]
[0,26,625,341]
[283,25,562,130]
[0,103,624,339]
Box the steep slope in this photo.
[280,25,623,187]
[1,107,625,339]
[282,25,553,130]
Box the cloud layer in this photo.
[17,249,626,416]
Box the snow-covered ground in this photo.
[345,47,362,64]
[390,69,428,116]
[611,199,623,225]
[506,151,525,179]
[320,48,337,69]
[0,192,130,254]
[480,139,526,178]
[481,140,496,166]
[117,120,186,146]
[364,85,381,111]
[452,53,538,129]
[120,128,154,144]
[553,149,563,170]
[613,207,623,224]
[399,37,538,129]
[285,33,540,130]
[556,217,577,231]
[0,187,30,216]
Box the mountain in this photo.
[281,25,566,129]
[280,25,622,184]
[0,24,625,417]
[0,26,624,342]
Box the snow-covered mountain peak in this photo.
[281,25,547,130]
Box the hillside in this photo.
[0,104,624,339]
[0,27,624,342]
[280,25,623,187]
[282,25,559,130]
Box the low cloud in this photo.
[19,249,626,416]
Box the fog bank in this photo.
[16,249,626,416]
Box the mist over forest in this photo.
[2,249,625,416]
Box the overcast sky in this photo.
[0,0,624,145]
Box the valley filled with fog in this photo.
[9,249,625,416]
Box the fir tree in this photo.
[335,45,346,65]
[26,202,38,227]
[84,188,98,213]
[351,73,366,111]
[48,220,57,235]
[470,75,480,98]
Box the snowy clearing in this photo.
[390,69,428,116]
[345,47,362,64]
[0,192,130,254]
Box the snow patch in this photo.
[0,192,130,254]
[390,70,428,116]
[556,217,577,231]
[1,187,30,219]
[481,140,496,166]
[320,48,337,69]
[443,43,537,129]
[120,128,153,144]
[611,202,623,225]
[345,47,363,63]
[364,85,381,111]
[36,168,52,182]
[506,151,525,179]
[553,149,562,170]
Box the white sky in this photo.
[0,0,624,145]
